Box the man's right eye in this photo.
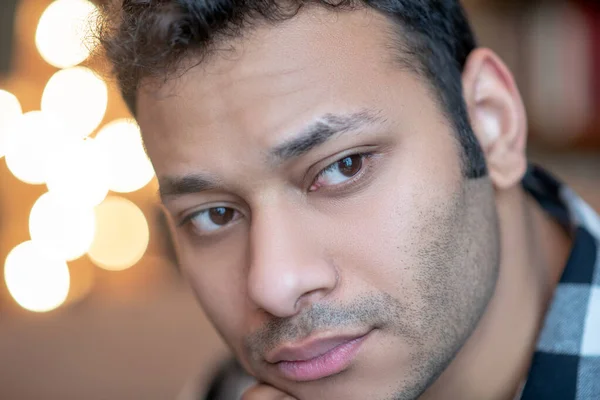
[184,207,240,235]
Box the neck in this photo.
[421,186,572,400]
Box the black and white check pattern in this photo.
[520,166,600,400]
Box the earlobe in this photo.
[462,49,528,190]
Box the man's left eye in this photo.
[310,153,368,191]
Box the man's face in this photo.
[137,8,500,400]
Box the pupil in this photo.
[209,207,233,225]
[338,155,362,177]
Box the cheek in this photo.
[177,233,250,350]
[326,132,463,302]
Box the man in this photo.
[97,1,600,399]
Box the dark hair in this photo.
[96,0,487,178]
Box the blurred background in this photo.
[0,0,598,399]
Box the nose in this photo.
[247,204,338,318]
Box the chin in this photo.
[281,377,425,400]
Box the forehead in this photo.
[136,8,429,177]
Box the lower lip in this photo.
[275,332,371,382]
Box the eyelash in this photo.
[179,151,375,236]
[309,152,374,193]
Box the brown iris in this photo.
[337,154,363,178]
[209,207,235,225]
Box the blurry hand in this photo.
[241,384,297,400]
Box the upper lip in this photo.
[265,331,370,363]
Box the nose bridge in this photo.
[247,197,337,318]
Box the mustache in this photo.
[245,292,418,359]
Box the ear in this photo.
[462,48,528,189]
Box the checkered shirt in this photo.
[520,165,600,399]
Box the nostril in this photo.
[294,288,327,312]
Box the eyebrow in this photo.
[159,173,220,202]
[159,109,384,201]
[270,109,384,164]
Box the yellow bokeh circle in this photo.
[4,241,70,313]
[45,138,110,208]
[4,111,67,185]
[95,119,155,193]
[29,192,96,262]
[35,0,98,68]
[41,67,108,140]
[88,197,150,271]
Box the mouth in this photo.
[266,329,373,382]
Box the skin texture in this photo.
[136,7,572,400]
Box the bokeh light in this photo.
[4,111,67,185]
[0,90,22,159]
[45,138,109,208]
[64,260,96,307]
[35,0,98,69]
[29,192,96,261]
[41,67,108,140]
[95,119,155,193]
[88,196,150,271]
[4,241,70,313]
